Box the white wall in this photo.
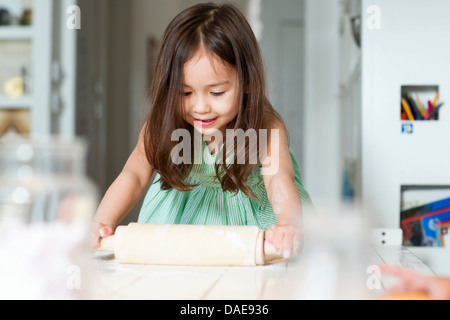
[361,0,450,227]
[360,0,450,276]
[303,0,341,205]
[259,0,305,173]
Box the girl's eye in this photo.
[183,92,192,97]
[211,92,225,97]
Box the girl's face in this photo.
[182,47,240,137]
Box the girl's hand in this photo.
[380,265,450,300]
[265,224,303,259]
[91,221,114,249]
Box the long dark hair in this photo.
[144,2,285,198]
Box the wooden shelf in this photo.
[0,26,34,40]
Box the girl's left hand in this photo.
[265,224,303,259]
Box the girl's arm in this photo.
[262,121,303,258]
[93,127,154,246]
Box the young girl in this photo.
[93,3,314,259]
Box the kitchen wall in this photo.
[303,0,341,205]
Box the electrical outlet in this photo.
[371,228,403,246]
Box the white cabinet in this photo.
[0,0,76,137]
[338,0,450,274]
[340,0,450,228]
[0,0,52,135]
[360,0,450,228]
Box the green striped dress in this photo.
[138,139,314,230]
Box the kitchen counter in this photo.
[90,244,434,300]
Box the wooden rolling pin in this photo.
[99,223,283,266]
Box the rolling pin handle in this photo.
[98,226,127,253]
[257,229,284,265]
[99,235,115,252]
[264,241,282,263]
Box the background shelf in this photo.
[0,26,34,40]
[0,96,32,108]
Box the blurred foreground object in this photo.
[0,133,98,299]
[295,203,375,299]
[380,264,450,300]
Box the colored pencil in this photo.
[401,98,415,121]
[416,95,429,119]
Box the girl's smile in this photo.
[193,118,219,127]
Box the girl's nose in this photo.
[192,95,211,114]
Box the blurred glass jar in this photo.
[0,134,98,225]
[0,134,99,299]
[293,203,377,300]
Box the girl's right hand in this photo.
[265,223,303,259]
[91,221,114,249]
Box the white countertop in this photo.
[89,245,434,300]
